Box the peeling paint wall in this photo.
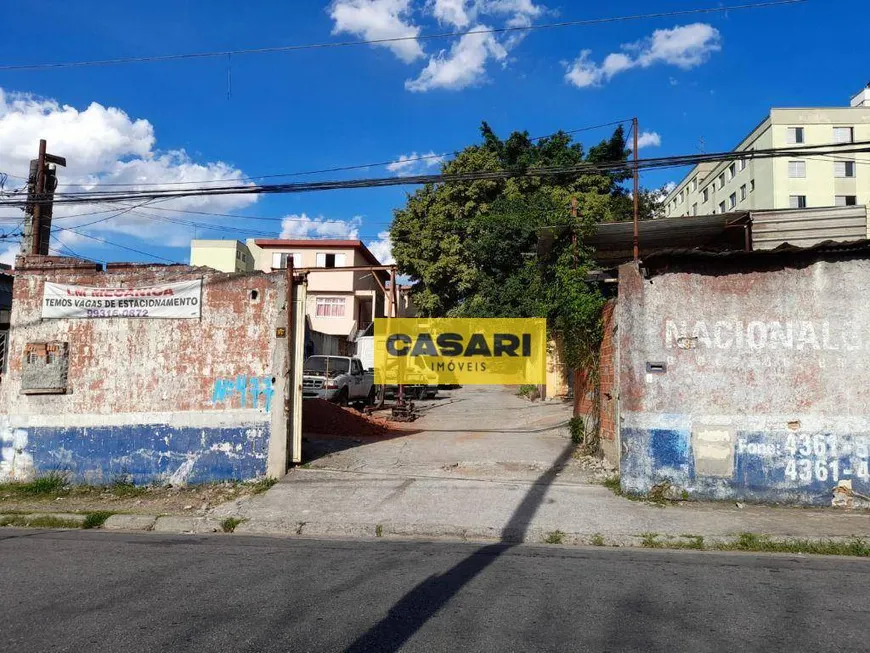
[618,255,870,506]
[0,258,286,485]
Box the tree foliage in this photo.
[390,122,653,366]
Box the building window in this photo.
[750,179,755,192]
[718,172,725,189]
[315,296,346,318]
[789,195,807,209]
[738,158,746,172]
[835,195,857,206]
[702,188,709,203]
[728,192,737,209]
[834,160,856,178]
[833,127,854,144]
[728,163,736,180]
[788,161,806,178]
[690,178,697,192]
[316,253,347,268]
[786,127,804,144]
[677,193,684,205]
[691,203,698,216]
[740,184,747,201]
[271,252,301,269]
[718,201,726,213]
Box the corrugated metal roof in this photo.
[538,213,751,266]
[641,238,870,276]
[751,205,868,250]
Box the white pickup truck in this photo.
[301,355,376,406]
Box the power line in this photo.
[3,140,867,208]
[51,225,179,263]
[31,118,632,190]
[0,1,805,73]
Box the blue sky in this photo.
[0,0,866,266]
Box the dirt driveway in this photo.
[302,385,609,484]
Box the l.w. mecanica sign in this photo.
[42,280,202,319]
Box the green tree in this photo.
[391,122,641,326]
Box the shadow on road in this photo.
[344,441,577,653]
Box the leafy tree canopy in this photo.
[390,122,661,365]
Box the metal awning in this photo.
[537,212,752,267]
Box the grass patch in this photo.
[83,511,113,529]
[375,524,384,538]
[543,530,566,545]
[108,478,148,498]
[246,477,278,495]
[640,532,662,548]
[517,384,537,398]
[0,514,81,529]
[634,532,868,557]
[221,517,243,533]
[720,533,869,557]
[602,475,622,495]
[0,472,69,497]
[590,533,605,547]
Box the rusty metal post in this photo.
[285,259,296,466]
[30,139,47,255]
[632,118,639,263]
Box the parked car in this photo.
[302,355,376,406]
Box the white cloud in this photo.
[0,88,257,248]
[331,1,544,90]
[406,26,507,91]
[636,131,661,149]
[565,23,721,88]
[662,181,677,194]
[430,0,471,27]
[367,230,394,264]
[0,243,17,267]
[278,213,362,240]
[330,0,424,63]
[385,151,444,176]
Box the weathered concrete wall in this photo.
[0,258,286,485]
[618,255,870,505]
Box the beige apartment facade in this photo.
[189,239,254,272]
[663,86,870,221]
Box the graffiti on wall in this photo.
[211,375,274,411]
[0,418,34,482]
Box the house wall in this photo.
[617,256,870,505]
[0,258,287,485]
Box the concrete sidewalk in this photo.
[210,468,870,546]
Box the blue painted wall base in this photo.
[621,427,870,506]
[21,422,269,485]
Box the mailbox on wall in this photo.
[21,341,69,394]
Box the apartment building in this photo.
[663,85,870,219]
[189,239,254,272]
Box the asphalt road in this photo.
[2,530,868,653]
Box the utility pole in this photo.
[632,117,639,263]
[23,139,66,256]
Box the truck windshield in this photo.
[304,356,350,374]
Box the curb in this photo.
[3,513,867,554]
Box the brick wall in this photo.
[572,299,619,464]
[0,257,287,485]
[598,301,617,452]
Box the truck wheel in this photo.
[335,388,349,407]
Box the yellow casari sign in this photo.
[374,318,546,385]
